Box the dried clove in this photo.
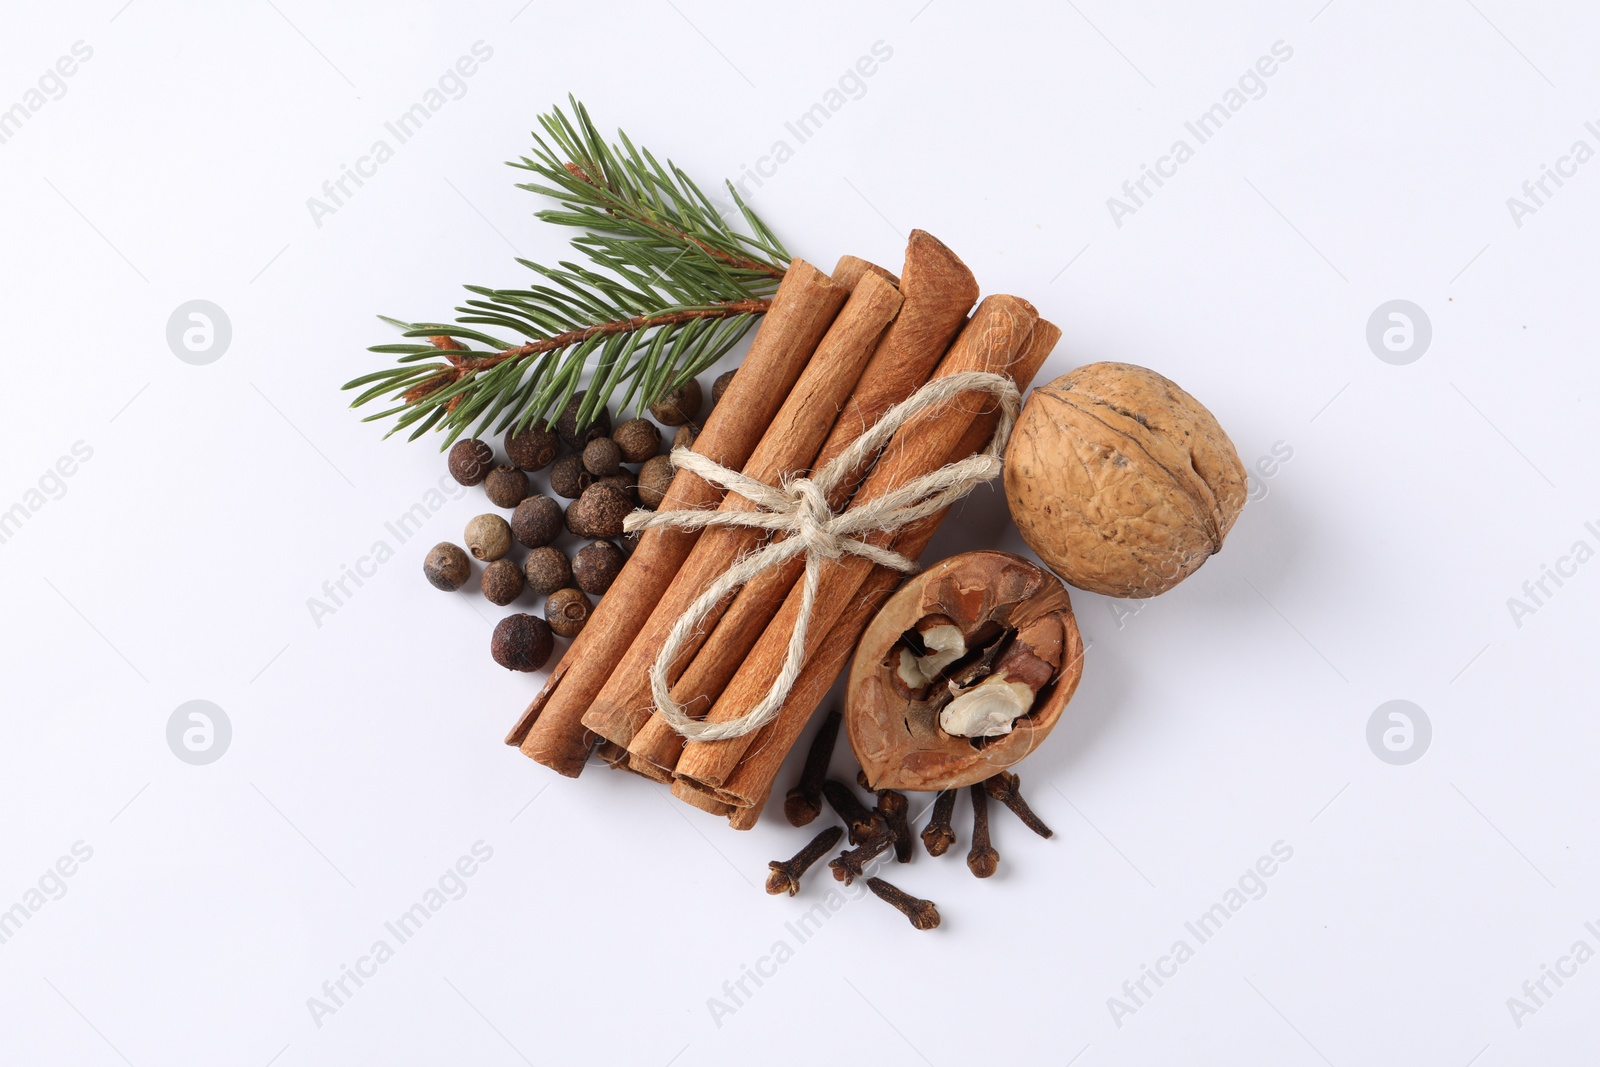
[828,826,894,885]
[866,877,940,931]
[983,771,1053,839]
[784,709,840,827]
[921,788,958,857]
[766,826,843,896]
[854,769,912,863]
[822,779,884,845]
[876,790,914,863]
[967,782,999,878]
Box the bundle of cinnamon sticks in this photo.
[505,230,1060,829]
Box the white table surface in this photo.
[3,1,1597,1064]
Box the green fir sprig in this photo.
[343,97,792,447]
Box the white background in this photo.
[2,1,1596,1064]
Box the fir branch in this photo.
[343,96,792,447]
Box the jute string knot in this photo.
[622,370,1022,742]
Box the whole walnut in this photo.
[1003,362,1246,598]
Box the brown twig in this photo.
[409,300,772,401]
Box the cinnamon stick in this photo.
[581,269,903,749]
[670,778,735,817]
[505,260,848,775]
[713,319,1062,818]
[831,254,899,290]
[626,231,977,775]
[672,295,1040,790]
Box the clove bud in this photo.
[967,782,999,878]
[784,709,840,827]
[983,770,1053,839]
[920,788,958,857]
[766,826,843,896]
[866,877,940,931]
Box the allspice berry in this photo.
[712,369,736,405]
[596,470,636,504]
[573,540,625,595]
[555,391,611,450]
[447,439,494,487]
[511,495,563,548]
[582,437,622,477]
[549,454,593,499]
[523,546,572,596]
[491,614,553,672]
[566,482,632,539]
[671,425,696,452]
[464,513,513,561]
[649,379,702,426]
[481,558,525,605]
[505,424,559,472]
[637,454,676,509]
[484,464,531,508]
[423,542,471,591]
[546,587,592,639]
[611,418,661,463]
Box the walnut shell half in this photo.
[1003,362,1247,598]
[846,551,1084,792]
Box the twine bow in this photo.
[622,370,1023,742]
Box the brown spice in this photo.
[572,540,625,595]
[866,877,940,930]
[662,233,978,719]
[783,708,839,827]
[704,319,1062,823]
[984,771,1053,839]
[548,454,593,499]
[829,825,893,885]
[554,391,611,450]
[483,465,531,508]
[505,425,559,471]
[966,782,998,878]
[765,825,842,896]
[511,495,563,548]
[546,587,592,638]
[611,418,661,463]
[582,437,622,477]
[491,614,553,672]
[507,260,851,777]
[464,514,512,561]
[649,379,702,426]
[601,269,902,763]
[821,779,883,846]
[876,789,914,863]
[636,455,675,509]
[423,542,471,591]
[448,439,495,486]
[523,546,572,596]
[481,559,525,606]
[921,789,958,856]
[670,294,1039,793]
[565,482,631,539]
